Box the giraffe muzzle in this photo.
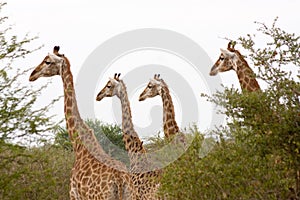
[138,95,145,101]
[96,92,104,101]
[29,71,38,81]
[209,65,218,76]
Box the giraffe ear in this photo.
[220,48,235,58]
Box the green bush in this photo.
[0,2,60,199]
[158,131,294,199]
[159,18,299,199]
[0,144,73,200]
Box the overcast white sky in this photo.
[5,0,300,137]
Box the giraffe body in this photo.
[29,47,136,200]
[96,74,161,200]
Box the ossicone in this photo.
[114,73,121,80]
[53,46,64,57]
[53,46,60,53]
[154,74,160,79]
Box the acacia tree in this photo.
[0,3,59,143]
[0,2,59,197]
[160,19,299,199]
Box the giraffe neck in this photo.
[118,81,144,154]
[61,58,80,146]
[160,82,179,138]
[60,58,106,157]
[117,81,147,172]
[234,53,261,92]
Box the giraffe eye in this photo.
[107,85,111,88]
[148,85,152,89]
[45,61,51,65]
[219,56,225,61]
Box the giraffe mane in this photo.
[225,43,261,91]
[159,79,178,134]
[227,46,252,70]
[160,79,175,113]
[119,79,133,120]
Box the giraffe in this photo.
[29,46,136,200]
[96,73,161,200]
[139,74,186,145]
[209,42,261,92]
[209,42,263,124]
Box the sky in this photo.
[5,0,300,139]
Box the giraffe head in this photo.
[139,74,163,101]
[96,73,123,101]
[209,42,239,76]
[29,46,66,81]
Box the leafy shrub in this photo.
[159,18,299,199]
[0,144,73,200]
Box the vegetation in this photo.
[160,18,300,199]
[0,4,59,143]
[0,144,73,200]
[0,2,60,199]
